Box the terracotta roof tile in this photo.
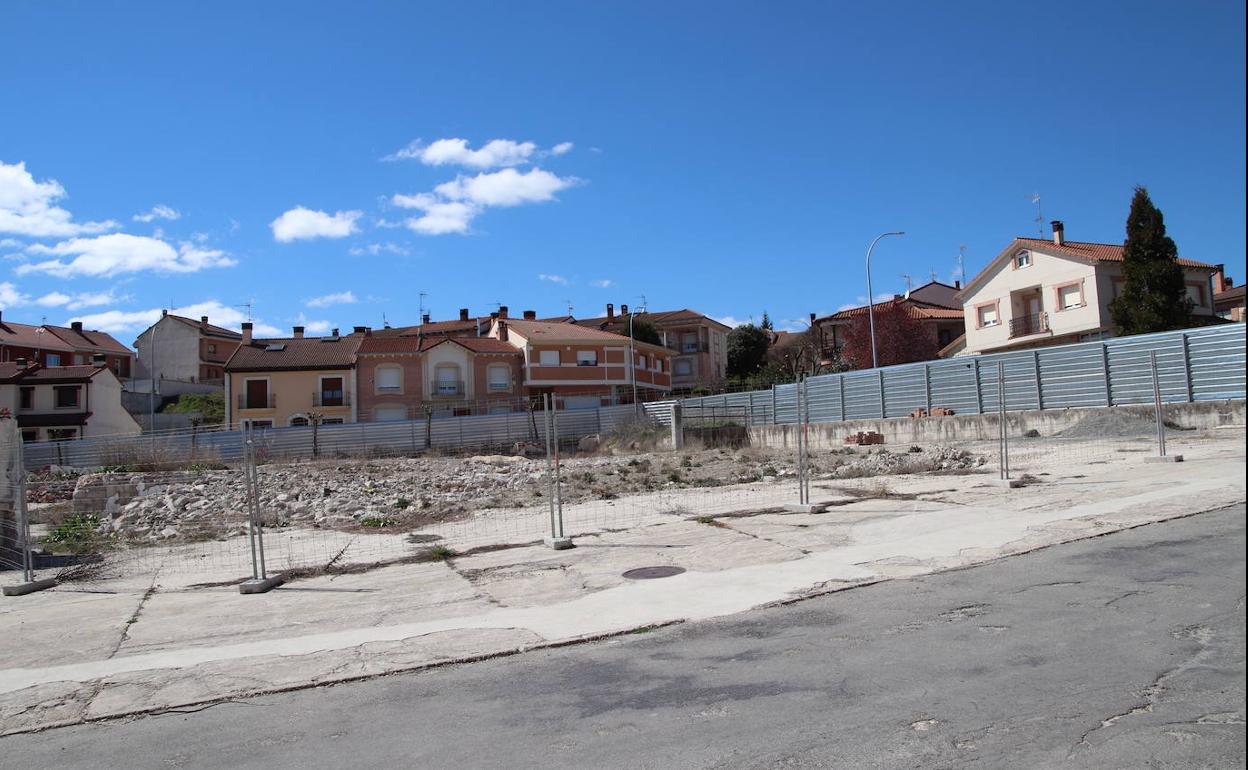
[166,314,243,339]
[226,335,362,371]
[20,365,107,382]
[1013,238,1217,269]
[818,298,965,323]
[41,325,133,355]
[0,321,75,352]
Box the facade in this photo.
[956,222,1219,356]
[811,281,965,366]
[0,359,141,442]
[133,311,242,384]
[1213,268,1244,322]
[223,324,362,429]
[0,314,134,377]
[572,305,729,391]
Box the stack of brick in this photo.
[844,431,885,446]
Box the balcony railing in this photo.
[237,393,276,410]
[676,341,708,354]
[433,380,464,397]
[1009,312,1049,339]
[313,391,351,407]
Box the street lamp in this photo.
[865,231,906,370]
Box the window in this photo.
[74,354,86,365]
[47,428,77,441]
[977,304,999,328]
[322,417,345,425]
[376,365,402,392]
[576,350,598,366]
[1186,283,1206,307]
[319,377,345,407]
[374,405,408,422]
[487,364,511,391]
[289,415,309,427]
[1014,251,1032,269]
[46,354,62,366]
[674,359,693,376]
[538,349,560,366]
[435,364,462,396]
[244,379,270,409]
[54,386,81,409]
[682,333,699,353]
[637,354,647,370]
[938,329,953,347]
[19,387,34,410]
[21,429,38,442]
[1057,283,1083,310]
[242,419,273,431]
[208,344,217,354]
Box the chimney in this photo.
[523,309,536,320]
[241,322,253,345]
[91,353,107,368]
[1213,264,1228,293]
[200,315,209,330]
[498,305,509,319]
[498,321,508,342]
[422,313,431,324]
[71,321,84,333]
[352,326,367,334]
[1051,220,1065,246]
[490,311,499,320]
[161,309,168,318]
[621,303,629,315]
[459,308,470,322]
[15,357,26,368]
[955,279,962,289]
[809,312,816,324]
[606,303,614,320]
[332,328,340,338]
[293,326,305,339]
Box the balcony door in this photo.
[320,377,344,407]
[246,379,269,409]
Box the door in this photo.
[245,379,269,409]
[1026,294,1042,317]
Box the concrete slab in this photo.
[2,578,57,597]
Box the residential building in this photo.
[489,317,672,409]
[223,324,362,429]
[133,311,242,384]
[356,334,524,421]
[572,304,729,391]
[1213,268,1244,322]
[0,358,141,442]
[0,314,134,377]
[955,221,1220,356]
[811,281,965,366]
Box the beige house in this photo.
[0,359,141,442]
[955,221,1219,356]
[223,324,362,429]
[571,305,729,392]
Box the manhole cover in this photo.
[622,566,686,580]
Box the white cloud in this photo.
[391,194,476,235]
[589,279,613,288]
[348,242,409,257]
[393,167,578,236]
[538,273,568,285]
[69,300,283,337]
[0,238,22,249]
[386,138,539,169]
[270,206,362,242]
[550,142,574,156]
[0,282,29,309]
[15,233,236,278]
[35,291,72,307]
[35,289,121,311]
[715,315,750,328]
[303,319,332,334]
[133,204,181,223]
[306,291,357,308]
[0,160,119,237]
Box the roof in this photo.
[225,334,363,371]
[164,314,243,340]
[41,325,133,355]
[906,281,962,309]
[356,335,520,355]
[573,308,732,332]
[499,318,672,354]
[380,316,493,337]
[816,298,964,323]
[0,363,108,384]
[962,237,1219,297]
[1214,285,1246,304]
[0,320,75,352]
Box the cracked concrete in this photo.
[0,430,1243,737]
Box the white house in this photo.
[0,358,142,442]
[955,221,1220,356]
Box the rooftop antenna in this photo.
[563,299,573,316]
[637,293,648,312]
[235,301,254,322]
[901,273,913,295]
[929,269,938,283]
[1031,193,1044,237]
[957,245,966,284]
[382,311,391,329]
[419,292,429,319]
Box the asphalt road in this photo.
[4,506,1244,769]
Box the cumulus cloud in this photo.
[69,300,283,337]
[270,206,362,242]
[385,138,539,169]
[0,282,29,309]
[538,273,568,285]
[0,160,118,237]
[393,168,578,236]
[306,291,358,308]
[589,279,613,288]
[550,142,574,156]
[133,204,181,223]
[36,289,122,311]
[715,316,750,328]
[348,242,409,257]
[15,233,236,278]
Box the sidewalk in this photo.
[1,433,1243,736]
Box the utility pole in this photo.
[865,232,906,370]
[1031,193,1044,238]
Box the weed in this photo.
[360,516,398,528]
[428,544,456,560]
[695,515,716,524]
[395,498,412,510]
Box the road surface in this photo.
[3,505,1244,769]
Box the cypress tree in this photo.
[1108,187,1193,334]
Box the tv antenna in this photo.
[235,301,254,322]
[957,245,966,284]
[419,292,429,318]
[563,299,573,316]
[901,273,913,296]
[1030,193,1045,237]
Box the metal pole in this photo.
[1151,351,1167,457]
[544,394,557,537]
[997,361,1009,480]
[865,231,906,370]
[243,431,260,580]
[629,312,639,416]
[800,377,810,504]
[15,438,33,583]
[551,396,565,539]
[251,441,267,579]
[149,321,157,433]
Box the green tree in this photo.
[619,316,662,345]
[727,324,770,378]
[163,391,226,424]
[760,312,774,331]
[1109,187,1194,334]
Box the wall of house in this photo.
[470,354,524,405]
[1096,264,1217,319]
[1,344,73,368]
[356,355,422,422]
[81,371,142,438]
[227,368,355,428]
[134,317,202,382]
[424,342,475,401]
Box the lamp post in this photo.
[865,231,906,370]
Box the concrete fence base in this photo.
[749,399,1246,450]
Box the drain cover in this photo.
[622,566,686,580]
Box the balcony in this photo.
[237,393,276,410]
[675,341,708,354]
[433,380,464,397]
[1009,312,1049,339]
[313,391,351,407]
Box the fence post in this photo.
[1101,342,1113,407]
[1150,351,1175,460]
[877,369,886,419]
[838,376,845,421]
[973,359,983,414]
[923,363,932,413]
[997,361,1010,481]
[239,428,282,594]
[544,394,571,549]
[1033,351,1043,410]
[771,385,777,425]
[670,402,684,449]
[1180,333,1194,402]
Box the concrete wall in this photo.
[748,399,1246,449]
[134,316,201,382]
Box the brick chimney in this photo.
[523,310,536,320]
[422,313,431,324]
[809,312,816,324]
[955,279,962,289]
[241,322,253,345]
[459,308,470,322]
[331,328,340,338]
[621,303,629,315]
[1213,265,1229,293]
[352,326,367,334]
[293,326,305,339]
[1051,220,1065,247]
[71,321,84,333]
[606,303,614,320]
[200,315,209,330]
[498,305,509,319]
[498,321,509,341]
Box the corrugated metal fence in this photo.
[681,324,1246,424]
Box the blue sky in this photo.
[2,1,1244,339]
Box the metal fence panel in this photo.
[1036,342,1108,408]
[927,359,983,415]
[842,371,883,420]
[881,365,927,418]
